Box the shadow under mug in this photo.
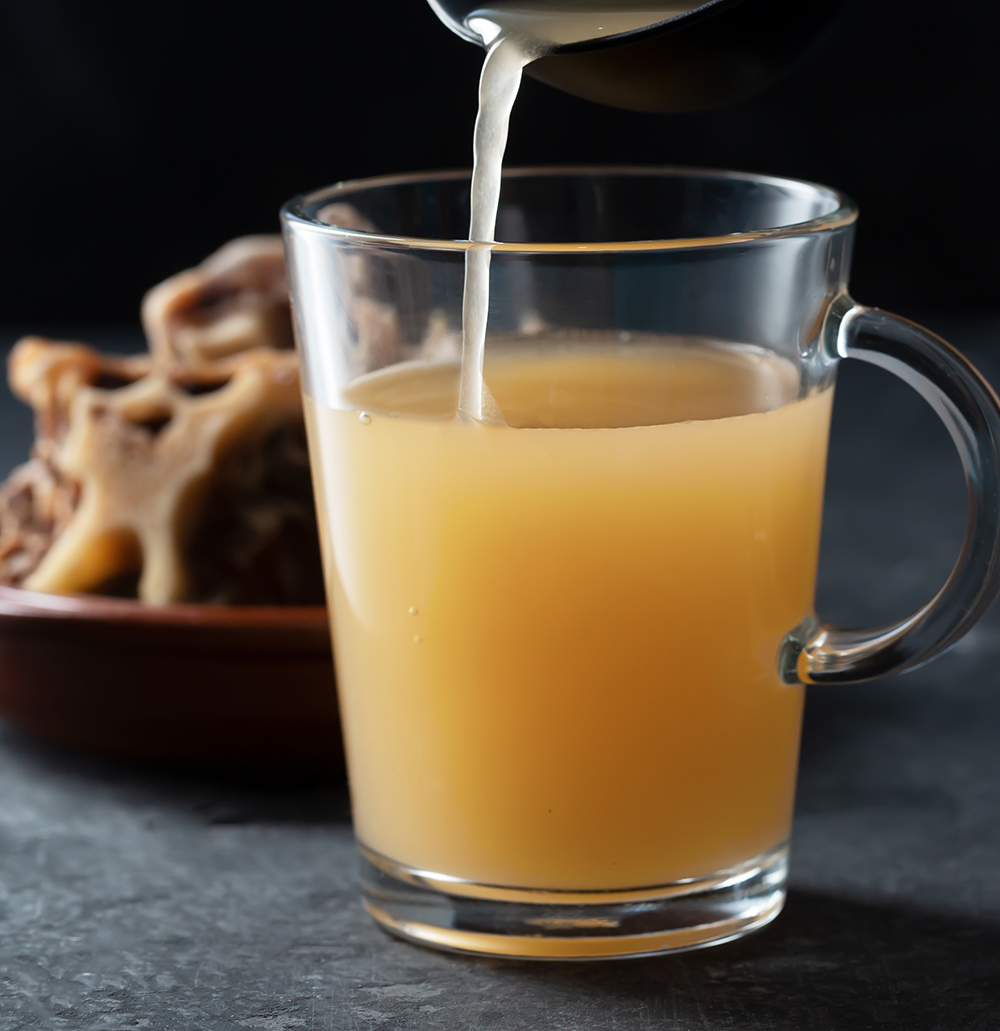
[281,167,1000,960]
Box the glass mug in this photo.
[281,168,1000,960]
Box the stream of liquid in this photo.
[458,2,703,420]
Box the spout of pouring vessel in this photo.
[426,0,847,113]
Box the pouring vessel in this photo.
[429,0,846,112]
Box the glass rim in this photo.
[280,165,858,254]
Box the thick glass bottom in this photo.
[359,841,788,960]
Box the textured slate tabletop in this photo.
[1,319,999,1030]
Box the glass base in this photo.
[359,841,788,960]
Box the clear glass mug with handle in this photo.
[281,168,1000,960]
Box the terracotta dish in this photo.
[0,586,342,774]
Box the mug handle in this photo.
[780,297,1000,685]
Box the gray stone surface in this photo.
[2,320,1000,1029]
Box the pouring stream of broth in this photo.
[451,2,703,421]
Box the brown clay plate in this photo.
[0,586,342,775]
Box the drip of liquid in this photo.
[457,1,703,422]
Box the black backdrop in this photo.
[0,0,997,328]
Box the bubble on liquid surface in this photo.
[359,411,372,425]
[408,606,419,616]
[413,635,423,644]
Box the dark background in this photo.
[0,0,998,330]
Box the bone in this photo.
[9,337,152,447]
[0,234,326,606]
[0,458,80,586]
[0,340,151,589]
[13,344,305,604]
[141,236,293,364]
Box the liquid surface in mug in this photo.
[305,338,831,890]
